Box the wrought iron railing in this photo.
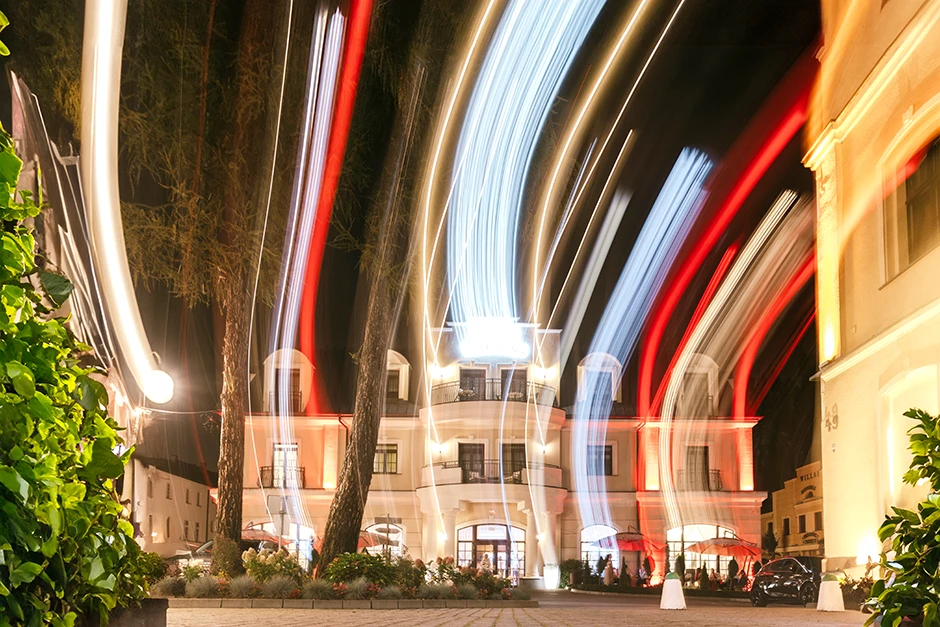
[266,391,303,414]
[259,465,306,489]
[429,379,557,407]
[676,469,723,491]
[427,459,561,485]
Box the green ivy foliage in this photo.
[867,408,940,627]
[0,98,146,624]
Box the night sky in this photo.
[1,0,821,496]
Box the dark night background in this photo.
[0,0,821,501]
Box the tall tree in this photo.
[317,0,465,571]
[9,0,298,572]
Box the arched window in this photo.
[580,524,619,567]
[577,353,622,404]
[365,523,405,558]
[386,350,411,402]
[456,524,525,578]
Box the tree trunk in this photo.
[316,68,425,573]
[213,277,251,570]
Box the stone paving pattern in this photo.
[168,606,867,627]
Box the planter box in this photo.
[398,600,423,609]
[342,600,371,609]
[465,600,486,608]
[167,599,221,609]
[370,600,399,609]
[485,600,538,608]
[220,599,252,608]
[106,598,168,627]
[422,600,447,608]
[282,600,314,609]
[314,600,344,609]
[251,599,283,609]
[445,600,467,608]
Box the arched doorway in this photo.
[456,524,525,578]
[580,524,619,568]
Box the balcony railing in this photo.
[428,459,561,485]
[676,469,723,491]
[259,465,306,489]
[266,391,303,414]
[430,379,557,407]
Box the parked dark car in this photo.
[164,530,281,574]
[750,557,821,607]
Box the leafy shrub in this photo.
[244,548,305,584]
[332,582,348,598]
[560,559,582,587]
[392,556,427,591]
[456,583,479,600]
[261,575,299,599]
[344,577,381,600]
[138,552,168,584]
[0,76,147,626]
[229,574,260,598]
[186,576,223,598]
[507,586,530,600]
[841,576,873,610]
[151,577,186,598]
[323,552,394,586]
[376,585,402,600]
[866,408,940,625]
[301,579,335,600]
[426,556,457,584]
[417,583,457,600]
[182,563,204,583]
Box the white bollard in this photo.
[660,572,686,610]
[816,574,845,612]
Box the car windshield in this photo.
[794,556,821,573]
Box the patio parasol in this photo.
[314,530,397,552]
[684,536,761,558]
[599,528,665,553]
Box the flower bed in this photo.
[151,551,535,607]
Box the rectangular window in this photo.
[783,518,790,536]
[166,517,171,540]
[386,370,400,399]
[148,515,153,541]
[274,367,302,413]
[500,368,526,400]
[196,492,201,507]
[195,522,200,543]
[373,443,399,474]
[184,520,189,541]
[185,489,190,504]
[166,483,171,500]
[587,444,613,476]
[885,137,940,278]
[458,443,485,483]
[272,443,300,487]
[814,511,823,531]
[147,478,153,498]
[798,514,806,534]
[501,443,527,474]
[767,521,774,536]
[459,369,486,400]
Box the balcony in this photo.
[430,379,557,407]
[422,460,562,487]
[259,465,306,489]
[676,469,723,491]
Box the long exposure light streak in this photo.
[732,254,815,418]
[445,0,605,356]
[750,309,815,414]
[532,0,688,327]
[637,48,817,416]
[658,191,805,533]
[80,0,173,404]
[268,8,345,538]
[299,0,374,415]
[573,149,711,549]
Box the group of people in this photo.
[677,556,752,591]
[594,554,651,587]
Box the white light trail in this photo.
[445,0,605,355]
[572,149,712,547]
[80,0,173,404]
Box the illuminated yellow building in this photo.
[761,461,824,558]
[805,0,940,573]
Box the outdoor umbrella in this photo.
[600,529,665,553]
[314,531,396,552]
[684,537,761,558]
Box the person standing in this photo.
[727,557,739,589]
[595,555,608,581]
[604,555,615,586]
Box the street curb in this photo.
[166,598,539,609]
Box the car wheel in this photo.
[798,584,817,607]
[750,586,768,607]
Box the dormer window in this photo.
[577,353,622,404]
[386,350,410,402]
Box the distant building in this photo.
[761,461,823,559]
[806,0,940,573]
[129,456,217,558]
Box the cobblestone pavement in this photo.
[168,603,867,627]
